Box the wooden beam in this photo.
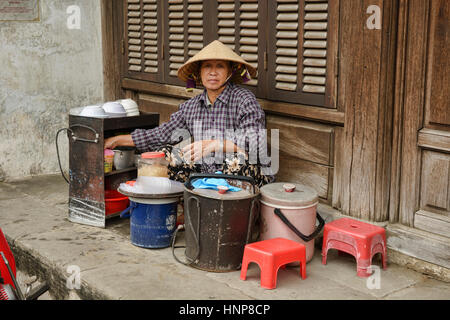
[418,128,450,153]
[387,223,450,269]
[101,0,121,101]
[397,0,430,227]
[336,0,396,222]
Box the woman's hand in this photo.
[182,140,219,163]
[104,134,135,149]
[181,139,246,163]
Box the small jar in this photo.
[138,151,169,177]
[104,149,114,173]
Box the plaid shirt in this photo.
[131,82,267,173]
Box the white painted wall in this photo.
[0,0,104,181]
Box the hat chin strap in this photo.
[218,73,233,89]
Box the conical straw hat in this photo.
[177,40,257,84]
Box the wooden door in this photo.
[389,0,450,269]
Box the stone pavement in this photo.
[0,174,449,300]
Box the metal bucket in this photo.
[120,197,179,248]
[259,182,325,263]
[174,173,260,272]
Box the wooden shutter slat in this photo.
[218,28,236,35]
[303,85,325,93]
[303,67,326,75]
[303,76,326,85]
[218,12,235,19]
[277,39,298,47]
[277,22,299,30]
[276,57,298,65]
[304,49,327,58]
[240,45,258,53]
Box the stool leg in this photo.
[356,259,371,277]
[299,260,306,280]
[260,265,278,290]
[322,248,328,265]
[240,256,250,281]
[381,248,387,270]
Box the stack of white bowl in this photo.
[102,102,127,118]
[117,99,140,116]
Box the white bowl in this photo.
[106,112,127,118]
[127,111,140,116]
[117,99,139,111]
[79,105,108,117]
[102,102,126,114]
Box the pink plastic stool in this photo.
[321,217,387,277]
[240,238,306,289]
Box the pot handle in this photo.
[273,208,325,242]
[119,201,136,218]
[172,196,201,266]
[245,198,259,244]
[185,173,257,194]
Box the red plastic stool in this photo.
[240,238,306,289]
[0,228,17,288]
[321,217,387,277]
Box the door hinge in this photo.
[121,39,125,55]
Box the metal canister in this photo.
[259,182,324,262]
[180,173,260,272]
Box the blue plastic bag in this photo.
[191,172,242,192]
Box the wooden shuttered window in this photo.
[164,0,206,86]
[268,0,339,108]
[123,0,163,82]
[121,0,338,108]
[215,0,267,97]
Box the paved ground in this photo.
[0,174,449,300]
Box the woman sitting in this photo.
[104,40,274,187]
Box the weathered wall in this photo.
[0,0,104,181]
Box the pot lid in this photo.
[260,182,318,208]
[141,151,165,159]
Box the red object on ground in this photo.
[105,190,129,216]
[0,228,16,288]
[240,238,307,289]
[321,217,387,277]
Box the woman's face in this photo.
[200,60,232,91]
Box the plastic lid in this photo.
[141,151,165,159]
[104,149,114,156]
[259,182,318,208]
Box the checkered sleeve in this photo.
[235,96,275,178]
[235,96,266,156]
[131,104,188,152]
